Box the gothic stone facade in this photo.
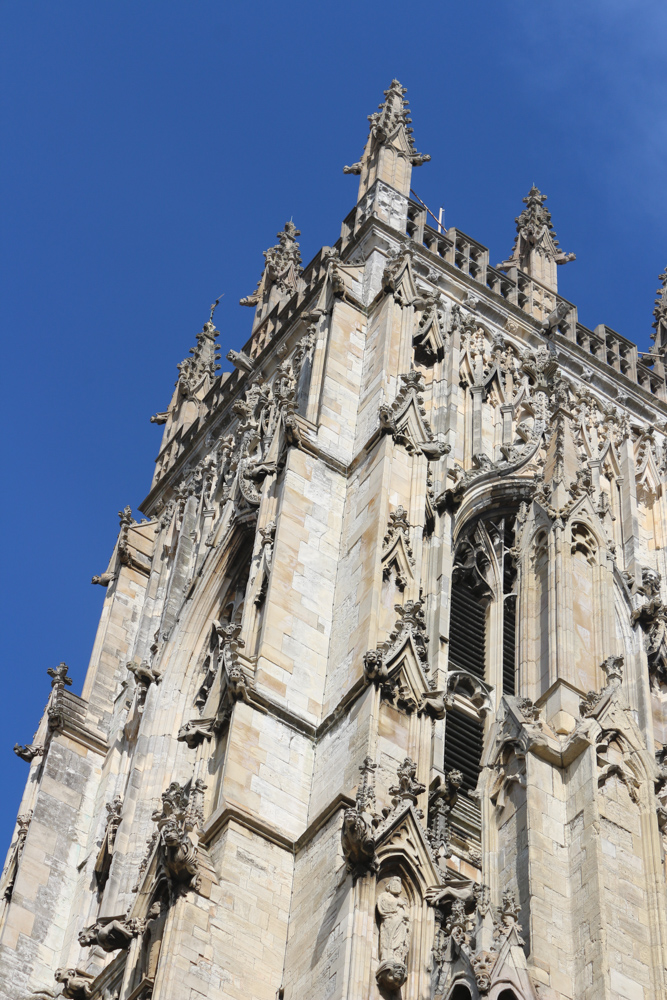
[3,80,667,1000]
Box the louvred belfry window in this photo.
[444,515,519,846]
[444,708,484,794]
[448,584,486,680]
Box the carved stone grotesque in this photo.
[13,744,44,763]
[341,757,379,879]
[54,969,94,1000]
[341,808,377,878]
[428,770,463,866]
[641,567,662,598]
[150,779,206,895]
[363,600,430,708]
[177,718,217,749]
[127,661,161,697]
[78,914,141,952]
[47,662,73,732]
[389,757,426,810]
[376,876,410,990]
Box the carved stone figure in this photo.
[53,969,94,1000]
[376,877,410,989]
[78,914,141,952]
[13,744,44,763]
[341,757,379,878]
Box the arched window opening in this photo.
[195,532,253,710]
[449,982,473,999]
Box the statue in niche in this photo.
[376,876,410,990]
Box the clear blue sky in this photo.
[1,1,665,853]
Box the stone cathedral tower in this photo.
[3,80,667,1000]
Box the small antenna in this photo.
[209,293,224,323]
[437,207,444,233]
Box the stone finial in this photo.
[47,662,72,690]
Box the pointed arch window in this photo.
[444,514,518,850]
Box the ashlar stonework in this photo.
[3,79,667,1000]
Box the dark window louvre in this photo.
[448,584,486,679]
[503,594,517,696]
[444,709,484,793]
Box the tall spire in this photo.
[499,185,575,293]
[343,80,429,230]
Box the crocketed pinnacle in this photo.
[176,312,221,388]
[516,186,560,246]
[263,221,302,278]
[368,79,430,167]
[501,185,575,269]
[345,79,430,174]
[240,221,303,305]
